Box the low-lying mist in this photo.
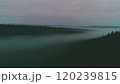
[0,28,120,53]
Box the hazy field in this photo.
[0,25,120,67]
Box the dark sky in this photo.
[0,0,120,25]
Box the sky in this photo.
[0,0,120,26]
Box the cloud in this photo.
[0,0,120,25]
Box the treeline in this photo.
[0,24,84,36]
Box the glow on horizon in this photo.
[0,0,120,26]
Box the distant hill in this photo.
[0,24,87,37]
[86,26,120,28]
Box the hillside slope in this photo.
[0,31,120,67]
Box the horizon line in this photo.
[0,24,120,27]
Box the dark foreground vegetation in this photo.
[0,31,120,67]
[0,24,86,37]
